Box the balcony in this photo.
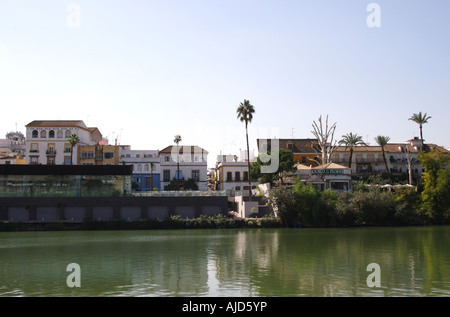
[46,150,57,156]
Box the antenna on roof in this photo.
[118,128,123,145]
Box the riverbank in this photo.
[0,215,283,232]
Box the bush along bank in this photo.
[265,178,449,228]
[0,214,283,232]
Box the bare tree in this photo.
[404,143,414,186]
[311,115,338,165]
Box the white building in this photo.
[214,154,259,192]
[295,163,352,192]
[25,120,102,165]
[0,131,26,164]
[159,145,208,191]
[120,146,161,191]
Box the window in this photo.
[126,154,130,158]
[30,157,39,165]
[64,143,72,153]
[302,156,306,163]
[104,152,114,159]
[57,130,63,138]
[30,143,38,152]
[192,170,200,181]
[163,170,170,182]
[243,171,249,181]
[164,156,170,162]
[47,157,55,165]
[47,144,55,154]
[235,172,240,181]
[136,154,140,158]
[136,164,142,172]
[49,130,55,138]
[65,130,71,138]
[81,151,94,159]
[40,130,46,138]
[145,177,152,187]
[235,186,241,191]
[144,164,149,171]
[32,130,38,138]
[226,172,232,182]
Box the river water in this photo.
[0,226,449,297]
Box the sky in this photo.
[1,0,449,168]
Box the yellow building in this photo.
[79,144,120,165]
[257,138,321,166]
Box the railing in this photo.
[133,190,227,197]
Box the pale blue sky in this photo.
[1,0,449,167]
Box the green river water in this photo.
[0,226,449,297]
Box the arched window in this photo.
[65,130,71,138]
[57,130,63,138]
[49,130,55,138]
[40,130,47,138]
[32,130,38,138]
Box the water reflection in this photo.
[0,226,449,297]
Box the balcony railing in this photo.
[46,150,57,155]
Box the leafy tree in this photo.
[292,181,338,227]
[265,185,299,226]
[418,150,450,223]
[237,99,255,199]
[251,148,296,185]
[184,178,199,190]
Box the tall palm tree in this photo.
[174,134,182,189]
[68,133,80,165]
[236,99,255,199]
[409,112,431,145]
[339,132,366,169]
[374,135,391,175]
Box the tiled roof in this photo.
[312,162,350,170]
[335,146,382,153]
[26,120,87,128]
[257,138,319,153]
[159,145,208,154]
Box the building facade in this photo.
[159,145,208,191]
[120,147,161,192]
[295,163,352,192]
[213,155,259,192]
[257,138,321,166]
[79,144,120,166]
[332,137,446,176]
[25,120,103,165]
